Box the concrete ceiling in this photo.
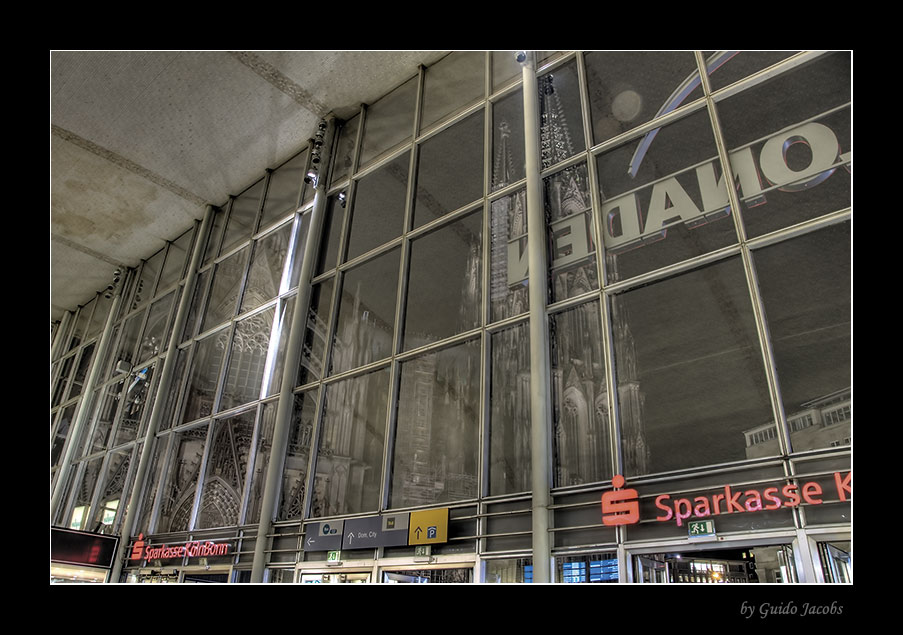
[50,50,450,323]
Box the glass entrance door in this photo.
[380,566,473,583]
[636,556,669,583]
[818,541,852,583]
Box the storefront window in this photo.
[550,301,612,487]
[489,323,531,495]
[403,211,482,350]
[413,111,484,229]
[484,558,532,583]
[346,152,410,261]
[331,248,400,375]
[585,50,701,146]
[753,222,851,453]
[312,367,390,517]
[195,410,255,529]
[613,258,775,476]
[557,552,619,583]
[715,52,851,239]
[597,107,737,283]
[390,339,481,508]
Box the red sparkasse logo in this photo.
[601,471,851,528]
[128,533,231,561]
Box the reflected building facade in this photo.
[51,51,852,584]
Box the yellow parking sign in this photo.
[408,508,449,545]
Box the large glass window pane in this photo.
[68,342,96,400]
[359,76,417,167]
[716,53,851,239]
[109,308,145,376]
[489,324,531,496]
[202,246,249,331]
[114,365,154,446]
[413,111,484,229]
[330,114,359,187]
[390,339,481,508]
[346,152,410,261]
[752,223,851,453]
[159,228,193,291]
[52,354,76,407]
[260,149,307,230]
[311,368,390,517]
[545,162,598,303]
[550,301,612,487]
[597,108,738,283]
[612,258,774,476]
[222,178,264,254]
[316,196,346,276]
[420,51,485,130]
[138,291,175,363]
[539,60,585,169]
[196,410,256,529]
[403,211,482,351]
[491,89,525,192]
[69,300,93,350]
[276,393,319,520]
[261,298,295,398]
[69,457,103,530]
[52,404,78,468]
[299,279,334,387]
[89,449,132,534]
[704,50,799,93]
[220,307,275,412]
[489,188,529,323]
[491,51,522,91]
[133,249,164,311]
[585,51,701,146]
[241,223,292,314]
[87,382,123,454]
[159,424,209,532]
[331,249,400,375]
[181,330,227,424]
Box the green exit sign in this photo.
[687,520,715,537]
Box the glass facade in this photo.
[51,51,851,584]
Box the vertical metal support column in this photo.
[109,205,214,583]
[51,271,126,515]
[250,117,335,583]
[520,52,553,583]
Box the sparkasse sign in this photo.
[601,471,851,528]
[128,533,231,562]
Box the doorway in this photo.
[632,543,798,583]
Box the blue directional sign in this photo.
[342,514,409,549]
[303,521,344,551]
